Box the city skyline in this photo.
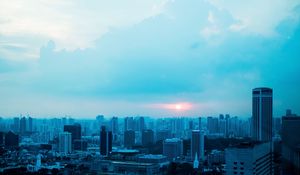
[0,0,300,117]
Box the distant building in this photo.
[142,129,154,146]
[124,130,135,148]
[58,132,72,153]
[282,110,300,173]
[100,126,112,156]
[225,142,273,175]
[28,117,33,132]
[13,117,19,133]
[111,117,118,142]
[64,124,81,143]
[0,132,4,146]
[191,130,204,161]
[163,138,183,161]
[4,131,19,148]
[252,87,273,141]
[124,117,134,131]
[207,117,218,134]
[20,117,26,134]
[156,130,171,142]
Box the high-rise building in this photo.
[225,142,273,175]
[252,87,273,141]
[111,117,118,142]
[142,129,154,146]
[100,126,112,156]
[13,117,19,133]
[124,117,134,131]
[64,124,81,143]
[282,110,300,173]
[156,130,171,142]
[163,138,183,161]
[191,130,204,161]
[198,117,202,130]
[124,130,135,148]
[207,117,219,134]
[28,117,33,132]
[20,117,26,134]
[58,132,72,153]
[5,131,19,148]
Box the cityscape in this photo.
[1,0,300,175]
[0,88,300,174]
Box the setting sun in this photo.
[175,104,182,110]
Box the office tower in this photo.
[189,120,193,130]
[100,126,112,156]
[5,131,19,148]
[58,132,72,153]
[28,117,33,132]
[191,130,204,161]
[137,117,145,132]
[156,130,171,142]
[0,132,4,146]
[20,117,26,134]
[207,117,219,134]
[124,130,135,148]
[252,87,273,141]
[282,110,300,173]
[225,142,272,175]
[163,138,183,161]
[219,118,226,136]
[111,117,118,142]
[142,129,154,146]
[198,117,202,130]
[64,124,81,143]
[13,117,19,133]
[225,114,230,137]
[124,117,134,131]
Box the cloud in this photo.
[0,0,300,117]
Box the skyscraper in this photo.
[59,132,72,153]
[163,138,183,161]
[282,110,300,173]
[252,87,273,141]
[191,130,204,161]
[100,126,112,156]
[20,117,26,134]
[142,129,154,146]
[111,117,118,142]
[64,124,81,143]
[124,130,135,148]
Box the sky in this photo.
[0,0,300,118]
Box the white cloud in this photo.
[0,0,168,60]
[208,0,300,36]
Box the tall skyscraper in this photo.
[163,138,183,161]
[124,130,135,148]
[142,129,154,146]
[13,117,19,133]
[252,87,273,141]
[198,117,202,130]
[20,117,26,134]
[100,126,112,156]
[59,132,72,153]
[282,110,300,173]
[191,130,204,161]
[124,117,134,131]
[28,117,33,132]
[64,124,81,143]
[111,117,118,142]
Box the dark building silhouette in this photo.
[142,129,154,146]
[28,117,33,132]
[252,87,273,141]
[124,117,134,131]
[20,117,26,134]
[13,117,19,133]
[0,132,4,146]
[64,124,81,143]
[100,126,112,156]
[282,110,300,173]
[5,131,19,148]
[124,130,135,148]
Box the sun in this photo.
[175,104,182,110]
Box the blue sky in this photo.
[0,0,300,118]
